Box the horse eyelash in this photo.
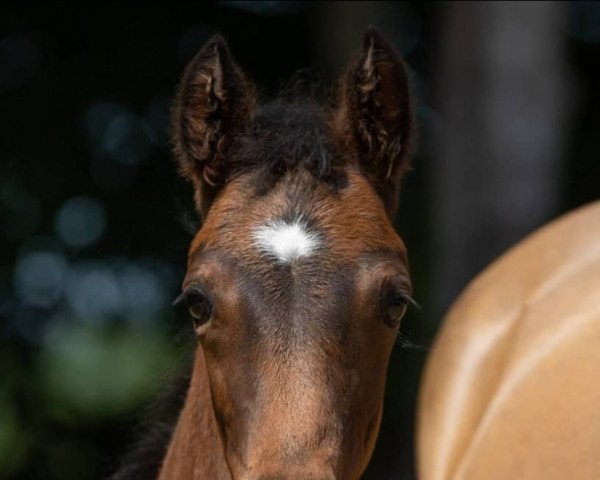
[402,294,420,310]
[172,292,187,308]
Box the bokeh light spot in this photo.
[82,100,154,166]
[54,196,107,248]
[118,263,166,321]
[40,322,176,418]
[14,251,68,309]
[82,101,126,142]
[65,262,122,321]
[103,112,154,165]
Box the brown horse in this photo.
[418,201,600,480]
[116,27,415,480]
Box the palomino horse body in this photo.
[149,28,415,480]
[418,201,600,480]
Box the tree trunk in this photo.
[432,1,569,319]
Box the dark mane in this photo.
[227,100,348,193]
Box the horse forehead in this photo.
[252,218,321,264]
[189,170,404,263]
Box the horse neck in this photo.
[158,345,231,480]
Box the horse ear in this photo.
[335,26,415,215]
[172,35,256,216]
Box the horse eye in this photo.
[173,289,213,330]
[384,294,408,327]
[186,292,213,329]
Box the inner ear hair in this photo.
[335,26,415,216]
[171,35,256,216]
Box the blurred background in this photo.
[1,2,598,479]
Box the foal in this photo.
[158,27,414,480]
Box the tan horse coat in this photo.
[418,201,600,480]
